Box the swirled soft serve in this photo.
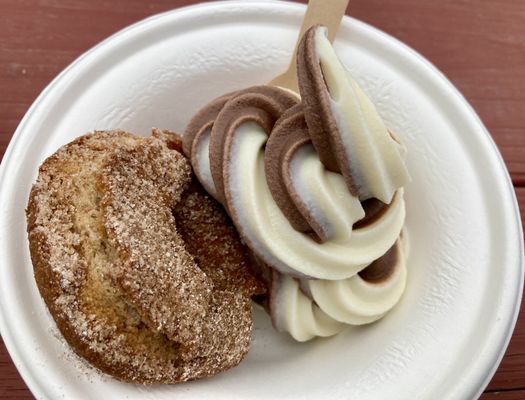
[183,25,410,341]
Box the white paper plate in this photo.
[0,1,522,399]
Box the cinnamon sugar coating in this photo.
[27,130,264,383]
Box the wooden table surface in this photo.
[1,0,524,398]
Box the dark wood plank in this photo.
[0,1,523,399]
[0,337,32,399]
[481,390,525,400]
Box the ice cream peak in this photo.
[298,26,409,202]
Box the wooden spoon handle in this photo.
[268,0,350,92]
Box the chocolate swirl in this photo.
[264,104,395,243]
[184,27,408,281]
[264,104,317,237]
[299,25,409,203]
[184,84,405,280]
[184,25,410,340]
[184,86,298,203]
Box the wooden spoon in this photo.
[268,0,350,92]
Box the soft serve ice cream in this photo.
[183,25,410,341]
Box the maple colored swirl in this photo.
[184,86,405,280]
[184,25,411,340]
[184,29,408,281]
